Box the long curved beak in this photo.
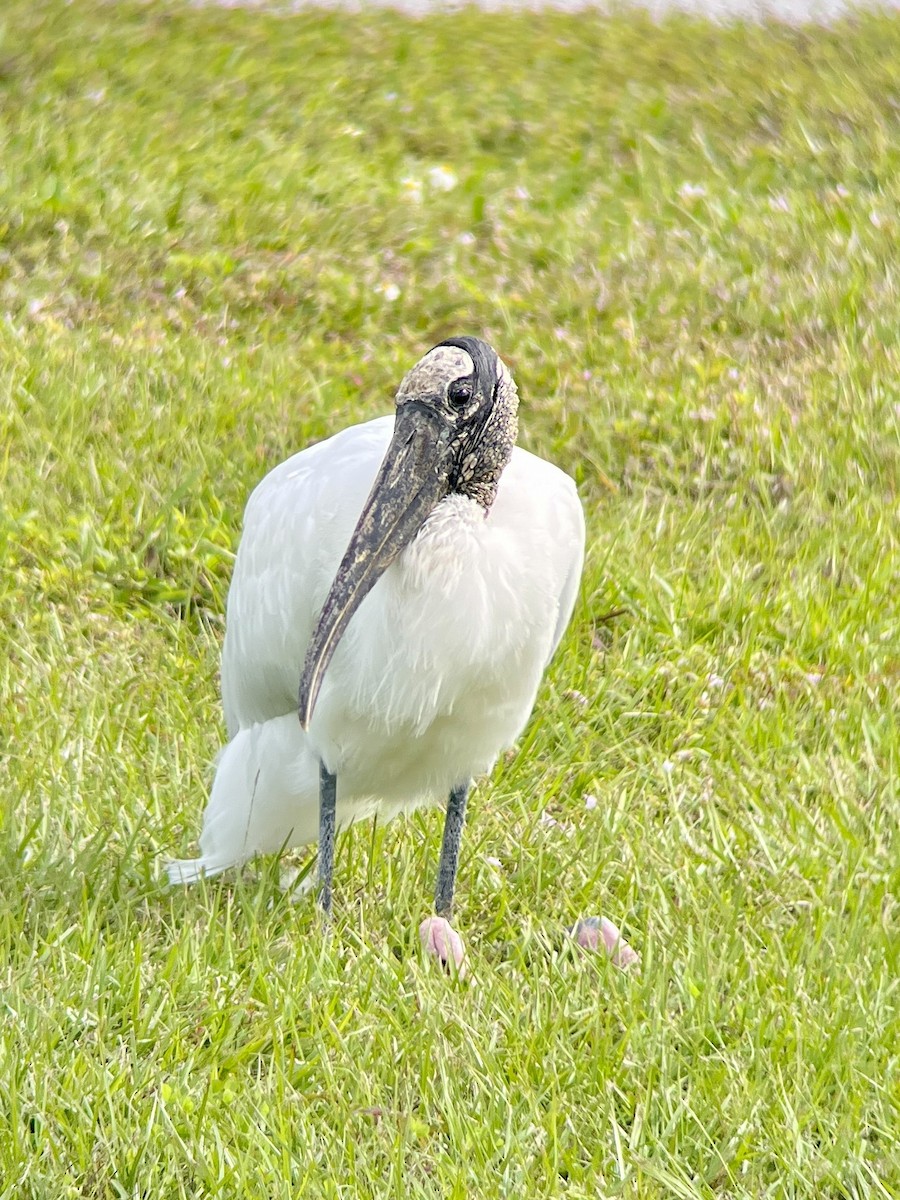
[298,402,455,729]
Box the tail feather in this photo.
[165,716,320,888]
[166,856,240,886]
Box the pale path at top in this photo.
[206,0,898,23]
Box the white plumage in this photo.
[168,412,584,884]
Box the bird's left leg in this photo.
[318,761,337,919]
[420,781,469,975]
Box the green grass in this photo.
[1,1,899,1195]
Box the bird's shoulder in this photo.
[500,445,584,533]
[243,416,393,522]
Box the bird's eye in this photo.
[447,379,473,408]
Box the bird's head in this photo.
[298,336,518,728]
[394,335,519,510]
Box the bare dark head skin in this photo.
[297,336,519,728]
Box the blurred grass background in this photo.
[0,2,898,1196]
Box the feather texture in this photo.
[167,414,584,883]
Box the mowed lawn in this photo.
[1,2,898,1196]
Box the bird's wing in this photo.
[547,475,586,662]
[499,447,585,666]
[220,416,395,737]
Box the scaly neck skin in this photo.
[452,372,519,512]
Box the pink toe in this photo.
[419,917,467,977]
[572,916,640,970]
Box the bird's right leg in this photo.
[318,761,337,919]
[420,781,469,975]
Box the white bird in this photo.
[168,336,635,970]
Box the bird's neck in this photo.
[452,408,518,513]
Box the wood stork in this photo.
[168,336,637,971]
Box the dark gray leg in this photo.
[435,781,469,918]
[318,761,337,917]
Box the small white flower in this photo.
[374,282,400,302]
[279,866,316,900]
[869,210,883,229]
[384,92,398,102]
[400,177,423,204]
[513,186,531,201]
[662,759,675,775]
[485,856,503,869]
[835,184,850,199]
[584,794,598,810]
[427,165,457,192]
[769,194,791,213]
[539,811,573,834]
[707,673,725,690]
[804,672,824,686]
[456,231,476,246]
[678,182,706,201]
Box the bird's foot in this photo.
[571,916,640,970]
[419,916,467,978]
